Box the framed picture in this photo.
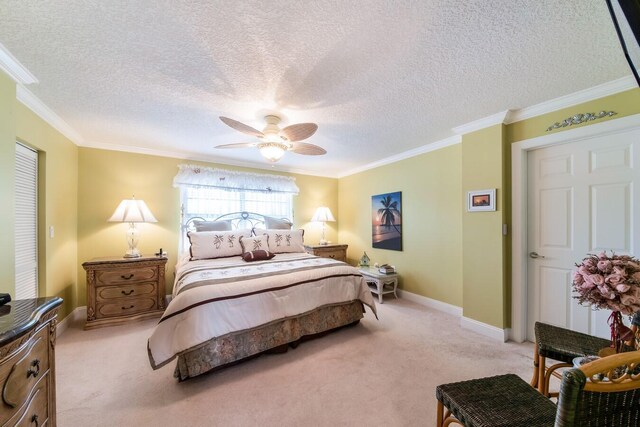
[372,191,402,251]
[467,189,496,212]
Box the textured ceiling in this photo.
[0,0,632,176]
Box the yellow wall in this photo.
[461,125,508,327]
[0,73,79,319]
[77,148,338,302]
[0,73,16,294]
[338,145,463,307]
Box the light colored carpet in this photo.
[56,298,535,426]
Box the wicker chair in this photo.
[532,321,611,397]
[436,350,640,426]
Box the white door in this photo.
[526,127,640,341]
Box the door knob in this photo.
[529,252,546,259]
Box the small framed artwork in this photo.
[467,189,496,212]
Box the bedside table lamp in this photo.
[311,206,335,245]
[108,196,157,258]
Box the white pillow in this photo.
[239,234,270,253]
[263,229,305,254]
[188,230,251,260]
[264,216,293,230]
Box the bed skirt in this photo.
[174,301,365,381]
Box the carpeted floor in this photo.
[56,298,535,426]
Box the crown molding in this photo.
[505,75,637,124]
[16,85,84,145]
[452,110,511,135]
[337,134,461,178]
[0,42,38,84]
[79,140,336,178]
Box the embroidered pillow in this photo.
[240,235,270,253]
[192,220,232,232]
[264,216,293,230]
[241,250,276,262]
[188,230,251,260]
[264,229,305,253]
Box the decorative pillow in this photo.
[240,234,270,253]
[192,220,232,232]
[188,230,251,260]
[263,229,305,253]
[241,250,276,262]
[264,216,293,230]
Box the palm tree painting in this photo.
[372,192,402,251]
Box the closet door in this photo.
[15,142,38,300]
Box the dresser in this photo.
[0,297,62,427]
[303,244,348,262]
[83,255,167,329]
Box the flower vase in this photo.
[604,311,633,355]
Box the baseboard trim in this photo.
[460,316,509,342]
[397,290,463,317]
[56,306,86,337]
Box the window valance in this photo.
[173,164,299,195]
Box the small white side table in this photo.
[358,267,398,304]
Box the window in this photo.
[174,165,299,253]
[181,187,293,221]
[15,142,38,299]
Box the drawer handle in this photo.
[329,255,335,258]
[121,289,134,296]
[27,359,40,378]
[121,274,134,280]
[122,305,135,310]
[31,414,39,427]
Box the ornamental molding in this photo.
[0,42,38,84]
[546,111,617,132]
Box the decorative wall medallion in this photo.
[546,111,617,132]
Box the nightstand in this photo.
[359,267,398,304]
[304,244,348,262]
[82,255,167,329]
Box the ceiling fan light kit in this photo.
[216,114,325,163]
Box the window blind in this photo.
[15,142,38,300]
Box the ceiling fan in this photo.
[215,115,326,162]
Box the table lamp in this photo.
[108,196,157,258]
[311,206,335,245]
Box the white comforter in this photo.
[148,253,376,368]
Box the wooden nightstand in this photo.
[303,244,348,262]
[82,255,167,329]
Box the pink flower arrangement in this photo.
[572,252,640,315]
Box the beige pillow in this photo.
[240,234,270,253]
[188,230,251,260]
[264,216,293,230]
[263,229,305,253]
[192,220,232,232]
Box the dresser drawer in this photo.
[95,266,157,286]
[312,249,346,261]
[96,282,157,301]
[0,326,50,424]
[96,297,157,318]
[4,374,49,427]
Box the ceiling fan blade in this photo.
[289,142,326,156]
[214,142,257,149]
[280,123,318,142]
[219,117,264,138]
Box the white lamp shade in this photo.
[108,198,157,223]
[311,206,335,222]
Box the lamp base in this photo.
[319,239,328,246]
[124,247,141,258]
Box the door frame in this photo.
[510,113,640,343]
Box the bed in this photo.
[147,212,377,380]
